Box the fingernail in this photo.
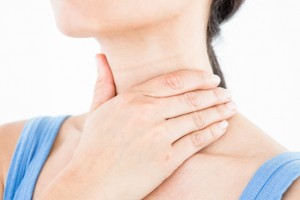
[226,101,236,110]
[212,75,221,85]
[218,120,229,129]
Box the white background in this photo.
[0,1,299,150]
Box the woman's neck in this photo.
[95,1,212,94]
[93,8,286,159]
[75,0,286,163]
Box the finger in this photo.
[89,54,116,113]
[160,87,232,119]
[129,69,221,97]
[171,120,229,166]
[164,101,237,143]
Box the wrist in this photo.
[66,159,122,200]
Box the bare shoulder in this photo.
[0,120,27,186]
[283,177,300,200]
[0,113,87,183]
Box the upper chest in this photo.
[143,154,259,200]
[30,114,278,200]
[32,139,256,200]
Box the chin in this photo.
[50,0,193,38]
[51,8,97,38]
[54,19,93,38]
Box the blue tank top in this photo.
[3,115,70,200]
[3,115,300,200]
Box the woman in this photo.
[1,0,300,200]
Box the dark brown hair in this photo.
[207,0,245,88]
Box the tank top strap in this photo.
[3,115,70,200]
[240,152,300,200]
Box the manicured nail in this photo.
[212,75,221,85]
[226,101,236,110]
[218,120,229,129]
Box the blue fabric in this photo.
[3,115,70,200]
[240,152,300,200]
[2,115,300,200]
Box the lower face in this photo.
[50,0,196,38]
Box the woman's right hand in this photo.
[72,67,236,199]
[39,55,237,200]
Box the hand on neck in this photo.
[95,1,213,94]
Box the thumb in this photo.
[89,53,116,113]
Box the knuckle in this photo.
[157,122,169,137]
[192,111,206,129]
[137,99,156,117]
[139,104,154,117]
[126,86,139,94]
[190,131,207,148]
[159,123,168,135]
[160,122,172,144]
[119,92,136,103]
[213,87,223,100]
[183,91,201,107]
[125,92,146,104]
[150,121,171,145]
[151,125,165,142]
[163,73,184,90]
[209,125,222,139]
[148,125,171,156]
[216,104,226,117]
[121,92,158,118]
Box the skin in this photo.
[37,68,238,200]
[1,0,299,199]
[0,61,237,200]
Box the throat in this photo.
[95,1,212,95]
[105,51,213,95]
